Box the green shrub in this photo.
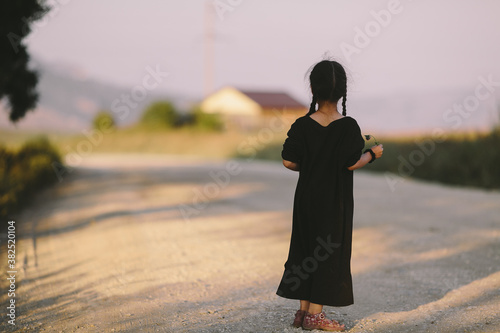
[365,130,500,189]
[140,101,178,129]
[191,107,224,131]
[93,111,115,132]
[0,136,64,220]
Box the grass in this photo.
[50,124,289,159]
[0,130,72,150]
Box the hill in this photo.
[0,59,192,132]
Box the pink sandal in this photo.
[292,309,307,328]
[302,311,345,331]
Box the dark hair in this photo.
[306,60,348,116]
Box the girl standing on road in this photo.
[276,59,383,331]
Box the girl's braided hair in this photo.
[306,60,348,116]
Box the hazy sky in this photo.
[27,0,500,103]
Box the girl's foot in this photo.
[302,311,345,331]
[292,309,306,328]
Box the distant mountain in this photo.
[0,59,192,132]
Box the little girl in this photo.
[276,60,383,331]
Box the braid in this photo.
[330,61,336,102]
[306,95,317,116]
[341,93,347,116]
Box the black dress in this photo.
[276,115,365,307]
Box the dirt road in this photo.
[1,154,499,332]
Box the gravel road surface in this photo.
[1,154,499,332]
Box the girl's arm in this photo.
[347,151,372,171]
[283,159,300,171]
[347,144,383,171]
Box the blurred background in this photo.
[2,0,500,219]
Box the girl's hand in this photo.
[371,144,383,159]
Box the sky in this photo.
[26,0,500,104]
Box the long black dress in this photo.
[276,115,365,307]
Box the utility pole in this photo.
[204,1,215,98]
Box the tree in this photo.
[0,0,48,122]
[93,111,115,132]
[140,101,178,129]
[191,106,223,131]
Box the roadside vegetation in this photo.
[0,137,64,220]
[366,128,500,189]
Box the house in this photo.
[200,86,307,129]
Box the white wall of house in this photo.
[200,87,262,116]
